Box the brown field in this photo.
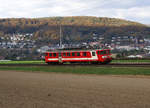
[0,71,150,108]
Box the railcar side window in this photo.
[77,52,80,56]
[58,53,61,57]
[49,53,53,57]
[83,52,87,56]
[72,52,75,56]
[53,53,57,57]
[67,53,70,56]
[45,53,49,56]
[63,53,66,57]
[92,52,96,56]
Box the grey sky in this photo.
[0,0,149,24]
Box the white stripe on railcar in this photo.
[62,58,98,60]
[48,58,59,61]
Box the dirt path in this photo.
[0,71,150,108]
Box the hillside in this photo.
[0,16,149,44]
[38,16,145,26]
[0,16,145,28]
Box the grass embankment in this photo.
[0,60,45,64]
[0,66,150,75]
[112,59,150,63]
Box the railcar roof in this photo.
[45,49,110,53]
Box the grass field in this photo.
[112,59,150,63]
[0,60,45,64]
[0,66,150,75]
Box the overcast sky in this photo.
[0,0,149,24]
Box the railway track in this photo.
[0,63,150,67]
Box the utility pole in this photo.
[59,24,62,49]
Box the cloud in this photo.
[112,6,150,24]
[0,0,149,24]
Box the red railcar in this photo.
[45,49,112,64]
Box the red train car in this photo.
[45,49,112,64]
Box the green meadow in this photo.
[0,66,150,75]
[0,60,45,64]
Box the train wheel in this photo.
[100,61,111,64]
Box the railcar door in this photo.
[91,51,98,61]
[58,52,62,63]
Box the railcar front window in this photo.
[100,51,107,55]
[107,50,110,54]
